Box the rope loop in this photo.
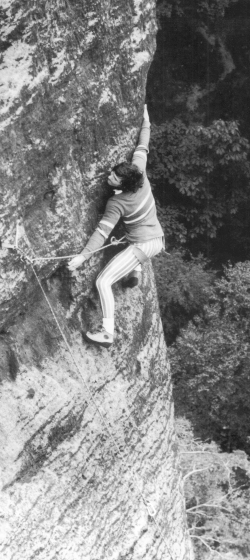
[110,236,126,246]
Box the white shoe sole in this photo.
[82,332,113,348]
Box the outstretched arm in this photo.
[67,198,122,271]
[132,104,150,173]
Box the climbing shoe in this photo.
[83,327,113,348]
[122,270,140,289]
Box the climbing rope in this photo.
[2,235,127,263]
[30,259,175,559]
[4,227,176,560]
[30,236,127,262]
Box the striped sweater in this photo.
[82,118,163,258]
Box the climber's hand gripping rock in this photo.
[68,254,86,271]
[143,104,149,121]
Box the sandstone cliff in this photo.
[0,1,192,558]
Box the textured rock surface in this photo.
[0,0,156,328]
[0,266,193,560]
[0,1,193,559]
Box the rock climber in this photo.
[68,104,164,348]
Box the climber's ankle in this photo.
[103,317,114,335]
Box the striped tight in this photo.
[96,237,163,319]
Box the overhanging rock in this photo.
[0,1,193,558]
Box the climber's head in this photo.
[108,162,143,193]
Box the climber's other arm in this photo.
[67,199,122,271]
[132,104,150,173]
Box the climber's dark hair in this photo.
[112,162,143,193]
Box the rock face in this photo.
[0,1,192,559]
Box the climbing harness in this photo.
[3,225,175,560]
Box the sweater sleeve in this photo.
[81,197,123,259]
[81,229,105,259]
[132,119,150,173]
[97,197,123,237]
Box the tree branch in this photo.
[187,510,213,518]
[189,535,224,558]
[183,465,212,480]
[187,502,229,513]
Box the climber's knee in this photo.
[96,274,108,294]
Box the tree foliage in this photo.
[157,0,240,21]
[176,417,250,560]
[170,261,250,450]
[149,1,250,555]
[153,249,213,344]
[149,119,250,249]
